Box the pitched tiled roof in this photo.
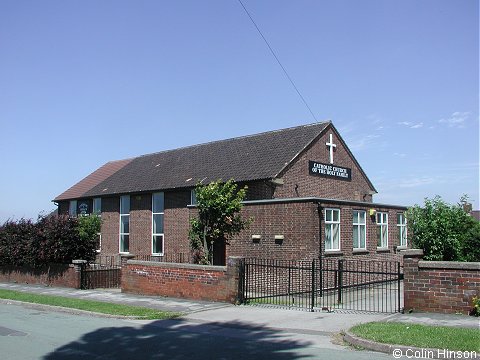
[57,121,379,200]
[79,122,331,198]
[54,159,133,201]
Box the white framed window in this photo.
[69,200,77,217]
[397,213,407,247]
[376,212,388,248]
[93,198,102,252]
[325,208,340,251]
[95,233,102,253]
[353,210,366,249]
[190,190,197,205]
[93,198,102,215]
[152,192,164,255]
[119,195,130,253]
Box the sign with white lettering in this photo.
[78,202,89,215]
[309,161,352,181]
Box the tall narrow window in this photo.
[69,200,77,217]
[353,210,366,249]
[376,212,388,248]
[93,198,102,252]
[152,192,165,255]
[190,190,197,205]
[397,213,407,247]
[119,195,130,253]
[152,192,164,255]
[93,198,102,215]
[325,208,340,251]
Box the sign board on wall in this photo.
[308,161,352,181]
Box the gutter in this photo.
[241,197,408,210]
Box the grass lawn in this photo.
[0,289,182,320]
[350,322,480,352]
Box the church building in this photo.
[54,122,408,265]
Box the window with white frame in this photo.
[69,200,77,217]
[190,190,197,205]
[152,192,164,255]
[397,213,407,247]
[119,195,130,253]
[325,208,340,251]
[353,210,366,249]
[376,212,388,248]
[93,198,102,215]
[93,198,102,252]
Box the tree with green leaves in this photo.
[189,179,250,265]
[406,195,480,261]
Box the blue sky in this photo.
[0,0,478,222]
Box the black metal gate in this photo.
[242,258,403,313]
[80,256,121,289]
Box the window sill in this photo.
[352,249,369,255]
[324,250,343,257]
[376,248,390,253]
[396,246,408,251]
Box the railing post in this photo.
[337,259,343,304]
[319,258,323,298]
[397,261,401,313]
[238,258,246,304]
[311,259,315,312]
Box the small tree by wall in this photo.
[406,195,480,261]
[189,179,250,265]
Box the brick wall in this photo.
[274,128,375,202]
[165,191,191,257]
[403,250,480,314]
[122,256,243,303]
[130,194,151,255]
[227,200,320,261]
[0,263,81,288]
[100,196,120,255]
[61,194,406,267]
[227,198,407,263]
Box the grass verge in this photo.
[0,289,182,320]
[350,322,480,352]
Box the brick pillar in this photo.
[120,254,135,267]
[401,249,424,311]
[226,256,245,304]
[72,260,87,289]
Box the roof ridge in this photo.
[132,121,331,159]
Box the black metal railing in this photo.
[242,258,403,313]
[133,253,191,264]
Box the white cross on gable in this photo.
[326,133,336,164]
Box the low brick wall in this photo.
[403,250,480,314]
[122,256,243,303]
[0,263,81,289]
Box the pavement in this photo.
[0,282,478,358]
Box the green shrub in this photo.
[0,214,99,268]
[471,296,480,317]
[406,195,480,262]
[0,218,36,267]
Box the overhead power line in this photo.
[237,0,318,122]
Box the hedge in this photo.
[0,215,99,268]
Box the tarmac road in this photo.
[0,302,392,360]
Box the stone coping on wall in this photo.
[418,261,480,271]
[126,260,227,272]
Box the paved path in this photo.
[0,283,478,359]
[0,301,393,360]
